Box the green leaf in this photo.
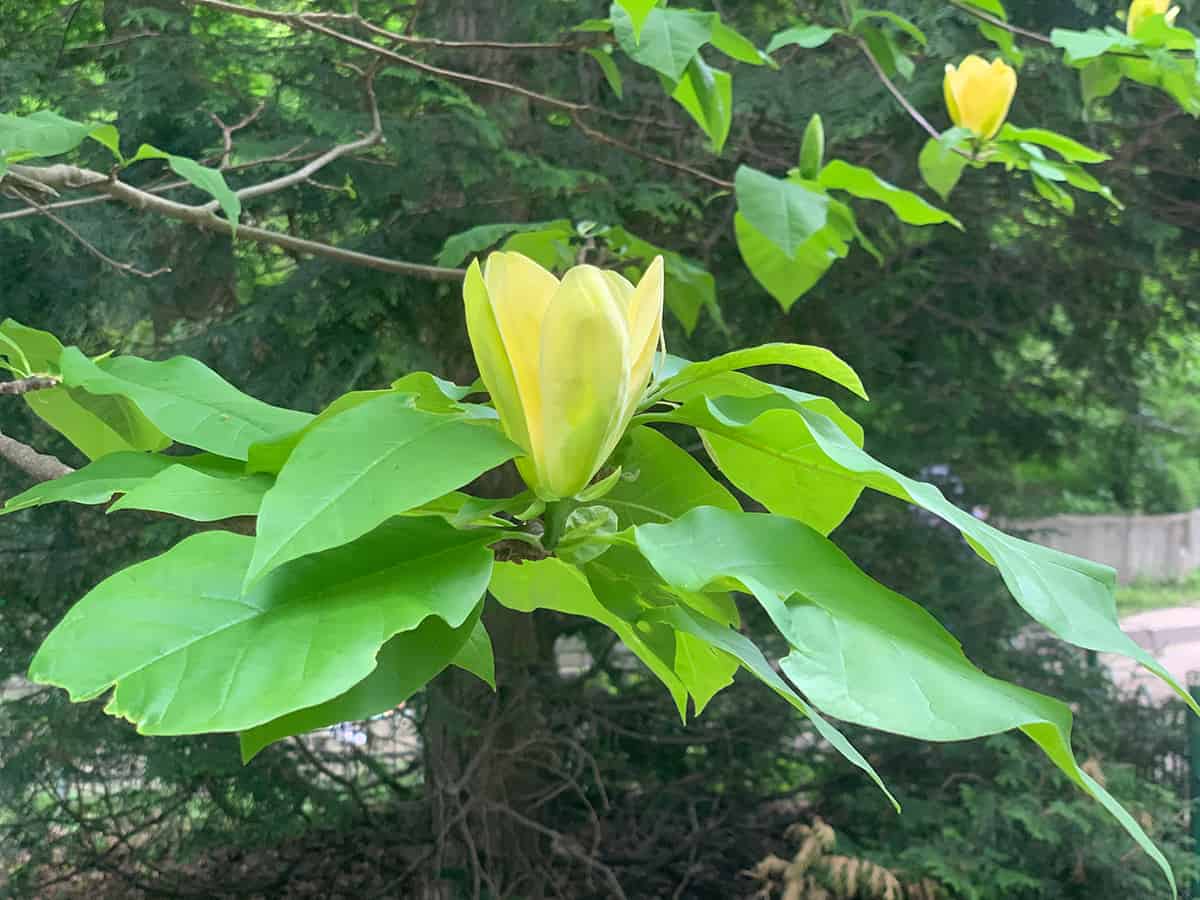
[671,631,738,714]
[612,4,714,81]
[850,10,927,47]
[557,505,620,565]
[108,465,272,521]
[709,19,769,66]
[25,387,173,461]
[633,507,1177,896]
[995,125,1109,163]
[0,318,65,373]
[586,48,624,99]
[452,619,496,689]
[651,342,866,401]
[638,602,898,810]
[489,557,690,719]
[1049,27,1138,65]
[59,347,311,460]
[247,375,467,475]
[614,0,658,42]
[0,111,92,159]
[978,20,1023,65]
[239,605,484,761]
[733,211,848,310]
[735,166,830,259]
[2,452,173,514]
[87,124,122,162]
[248,394,518,583]
[819,159,962,228]
[500,223,577,270]
[918,136,969,201]
[30,517,494,735]
[669,58,733,154]
[641,390,864,535]
[765,24,839,54]
[129,145,240,229]
[646,394,1199,715]
[606,426,740,527]
[435,219,572,268]
[798,114,824,180]
[957,0,1008,18]
[1081,57,1123,103]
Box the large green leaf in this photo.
[612,4,714,81]
[247,375,468,475]
[453,619,496,689]
[24,387,172,460]
[0,110,109,161]
[734,166,830,259]
[30,517,493,735]
[606,426,740,526]
[239,604,485,761]
[646,393,1199,713]
[248,394,518,583]
[918,134,970,201]
[637,602,898,810]
[709,19,769,66]
[1049,27,1138,64]
[995,125,1109,163]
[818,160,961,228]
[0,319,63,373]
[109,465,272,521]
[734,211,849,310]
[613,0,658,42]
[633,507,1176,895]
[670,58,733,154]
[650,341,867,402]
[490,557,691,717]
[59,347,311,460]
[2,452,172,514]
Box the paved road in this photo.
[1105,606,1200,703]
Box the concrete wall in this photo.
[1006,509,1200,584]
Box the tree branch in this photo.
[946,0,1052,44]
[0,430,74,482]
[0,377,61,395]
[7,163,465,281]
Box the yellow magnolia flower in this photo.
[464,251,665,501]
[943,55,1018,141]
[1127,0,1180,34]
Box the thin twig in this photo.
[572,113,735,190]
[63,30,165,53]
[210,101,266,168]
[10,163,464,281]
[853,36,942,140]
[946,0,1052,43]
[15,189,171,278]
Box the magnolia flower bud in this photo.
[464,251,664,500]
[1127,0,1181,35]
[943,55,1018,141]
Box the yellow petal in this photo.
[483,251,559,466]
[463,259,531,454]
[536,267,631,499]
[626,256,665,386]
[1127,0,1172,34]
[603,256,666,470]
[944,64,962,129]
